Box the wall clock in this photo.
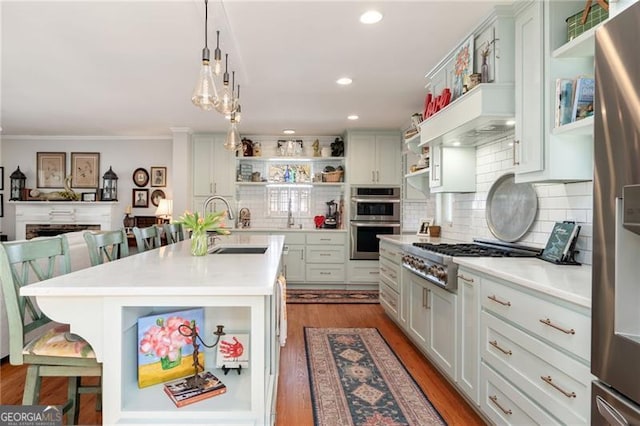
[133,168,149,187]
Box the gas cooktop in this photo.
[412,241,542,258]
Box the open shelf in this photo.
[552,115,594,136]
[552,23,604,59]
[404,133,422,155]
[405,168,430,194]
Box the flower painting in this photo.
[452,36,474,100]
[137,308,205,388]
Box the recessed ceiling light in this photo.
[506,119,516,126]
[360,10,383,24]
[347,115,359,120]
[452,141,461,147]
[336,77,353,86]
[283,129,295,135]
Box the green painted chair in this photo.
[0,236,101,424]
[163,223,185,245]
[83,229,129,266]
[132,225,162,252]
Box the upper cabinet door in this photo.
[375,134,401,185]
[192,134,235,196]
[346,133,377,185]
[514,1,544,175]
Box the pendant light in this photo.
[215,54,236,115]
[234,84,242,123]
[224,113,241,151]
[191,0,219,110]
[213,30,222,76]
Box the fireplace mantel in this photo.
[13,201,120,240]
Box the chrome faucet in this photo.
[203,195,235,221]
[287,198,295,228]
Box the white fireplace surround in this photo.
[14,201,119,240]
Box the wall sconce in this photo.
[155,199,173,224]
[102,166,118,201]
[9,166,26,201]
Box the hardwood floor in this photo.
[0,303,485,425]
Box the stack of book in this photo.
[163,371,227,408]
[554,76,595,127]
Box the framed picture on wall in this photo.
[133,188,149,208]
[150,166,167,187]
[0,194,3,218]
[133,168,150,187]
[81,192,97,202]
[150,189,166,207]
[0,166,4,190]
[37,152,66,188]
[71,152,100,188]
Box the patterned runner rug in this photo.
[305,327,446,425]
[287,289,379,304]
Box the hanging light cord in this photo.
[202,0,210,61]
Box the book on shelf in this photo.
[540,221,580,263]
[163,371,227,408]
[571,77,595,123]
[554,78,575,127]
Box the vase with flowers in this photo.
[174,210,231,256]
[480,42,491,84]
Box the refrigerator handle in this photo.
[596,396,630,426]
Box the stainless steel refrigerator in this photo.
[592,2,640,423]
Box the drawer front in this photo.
[481,312,592,425]
[481,278,590,361]
[348,262,380,283]
[306,233,346,245]
[306,246,345,263]
[306,264,346,282]
[379,257,400,286]
[379,242,402,263]
[481,362,559,425]
[379,281,399,319]
[278,232,306,245]
[380,272,399,293]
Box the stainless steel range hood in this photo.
[418,83,515,147]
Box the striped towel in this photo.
[277,274,287,346]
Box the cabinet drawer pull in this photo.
[489,395,512,415]
[369,271,379,275]
[319,253,331,256]
[513,140,520,166]
[458,274,474,283]
[539,318,575,335]
[319,272,331,275]
[488,294,511,306]
[540,375,576,398]
[489,340,512,355]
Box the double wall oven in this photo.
[349,186,401,260]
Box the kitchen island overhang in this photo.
[21,234,285,425]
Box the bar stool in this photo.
[132,225,162,253]
[163,223,185,244]
[83,229,130,266]
[0,236,102,424]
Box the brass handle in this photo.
[458,274,474,283]
[488,294,511,306]
[541,375,576,398]
[320,272,330,275]
[513,140,520,166]
[489,395,512,415]
[489,340,512,355]
[319,253,330,256]
[422,288,427,308]
[539,318,575,335]
[370,271,378,275]
[426,288,431,309]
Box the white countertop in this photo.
[455,257,592,308]
[20,234,284,297]
[232,227,347,233]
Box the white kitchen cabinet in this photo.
[456,268,481,405]
[346,131,401,185]
[514,0,595,183]
[347,261,379,284]
[282,244,305,282]
[427,143,476,193]
[378,241,402,319]
[192,134,235,197]
[404,267,457,378]
[305,232,346,283]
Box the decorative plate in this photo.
[485,173,538,242]
[133,168,149,187]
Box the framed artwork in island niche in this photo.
[417,217,434,237]
[132,188,149,208]
[216,333,249,369]
[71,152,100,188]
[37,152,66,188]
[133,168,149,187]
[150,166,167,187]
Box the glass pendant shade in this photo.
[215,83,235,114]
[224,121,241,151]
[213,31,222,76]
[192,61,218,110]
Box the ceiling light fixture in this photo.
[360,10,383,24]
[191,0,219,110]
[213,30,222,76]
[283,129,295,135]
[234,84,242,123]
[224,114,242,151]
[337,77,353,85]
[347,115,359,120]
[215,54,236,115]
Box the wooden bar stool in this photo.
[132,225,162,253]
[83,229,130,266]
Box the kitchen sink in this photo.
[209,246,268,254]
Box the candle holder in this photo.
[178,324,226,390]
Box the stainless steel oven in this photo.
[349,186,401,260]
[350,186,401,222]
[350,221,400,260]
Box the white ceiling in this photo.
[1,0,508,138]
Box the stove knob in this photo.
[417,261,426,271]
[428,265,438,275]
[436,268,447,280]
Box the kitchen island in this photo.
[20,234,285,425]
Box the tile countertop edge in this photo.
[454,257,592,309]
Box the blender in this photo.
[324,200,338,229]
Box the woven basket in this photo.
[322,170,343,182]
